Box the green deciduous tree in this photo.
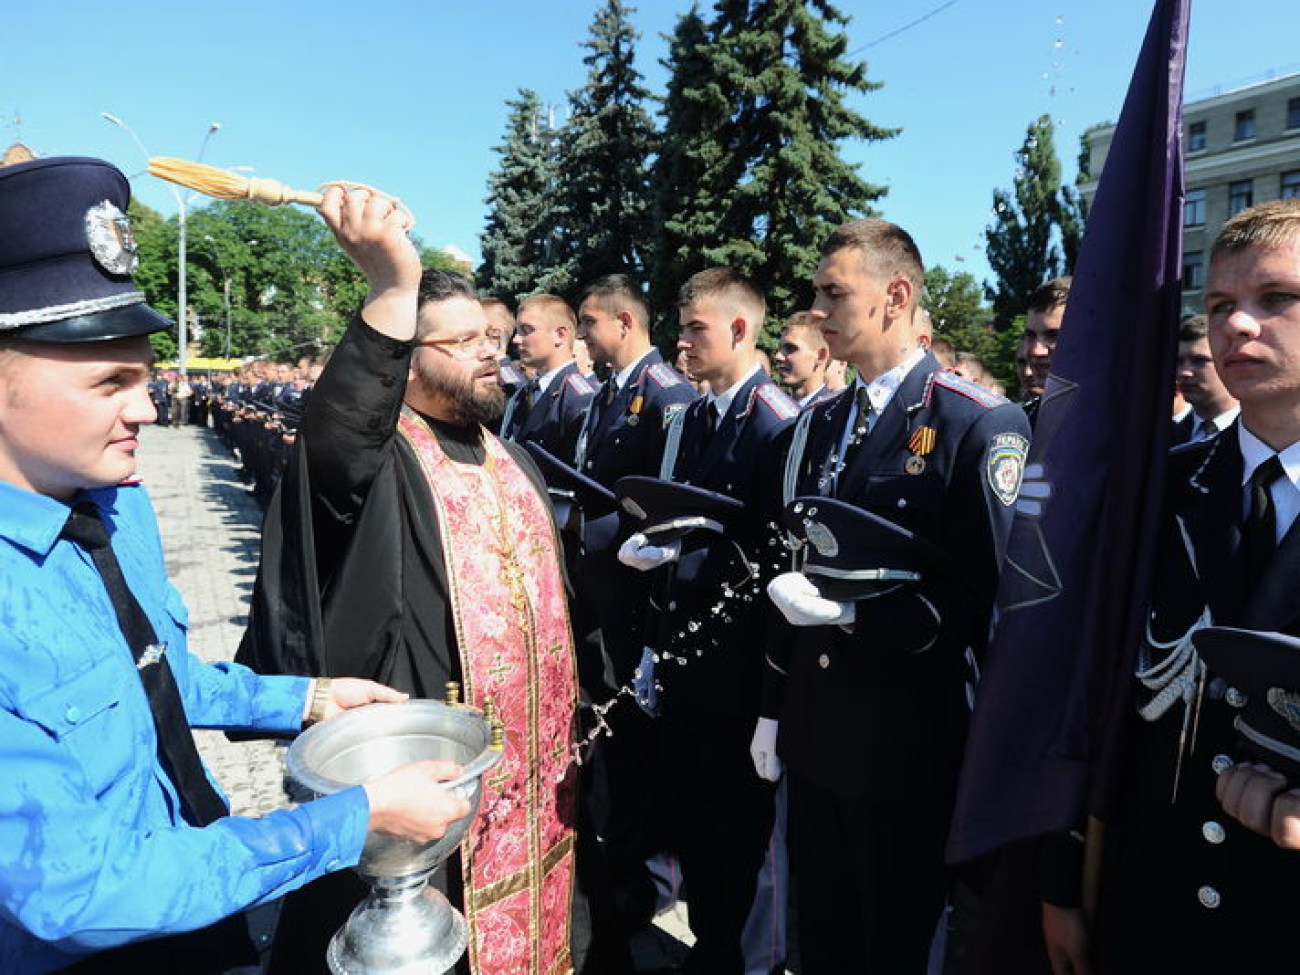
[925,265,1025,390]
[553,0,657,295]
[479,89,565,302]
[132,198,462,361]
[984,114,1080,328]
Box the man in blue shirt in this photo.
[0,155,469,973]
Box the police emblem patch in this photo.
[85,200,139,275]
[987,433,1029,507]
[1267,688,1300,733]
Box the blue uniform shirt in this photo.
[0,480,369,972]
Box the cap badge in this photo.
[85,200,139,275]
[804,518,839,558]
[1267,688,1300,733]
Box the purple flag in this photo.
[948,0,1190,863]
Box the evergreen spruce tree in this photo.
[984,114,1079,328]
[653,0,896,339]
[648,6,730,320]
[478,89,563,302]
[554,0,657,297]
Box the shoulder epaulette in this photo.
[753,383,799,421]
[932,370,1007,409]
[565,373,595,397]
[645,362,686,389]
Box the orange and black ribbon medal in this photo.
[906,425,937,474]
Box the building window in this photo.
[1183,251,1204,291]
[1234,109,1256,142]
[1184,188,1207,227]
[1288,97,1300,131]
[1187,120,1207,152]
[1228,179,1254,216]
[1283,170,1300,200]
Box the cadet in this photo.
[0,155,468,973]
[757,218,1029,973]
[619,269,798,974]
[773,310,839,409]
[572,273,696,969]
[1043,198,1300,974]
[500,293,595,463]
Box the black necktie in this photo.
[62,503,228,826]
[842,386,872,460]
[701,401,720,447]
[1244,455,1286,589]
[602,376,618,407]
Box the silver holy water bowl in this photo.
[287,689,504,975]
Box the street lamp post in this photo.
[101,113,221,377]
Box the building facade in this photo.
[1081,71,1300,312]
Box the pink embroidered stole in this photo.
[397,407,578,975]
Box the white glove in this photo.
[767,571,855,627]
[632,646,660,716]
[750,717,782,782]
[617,532,681,572]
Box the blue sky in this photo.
[5,0,1298,293]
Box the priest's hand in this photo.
[307,678,409,725]
[1216,761,1300,850]
[363,760,472,843]
[317,184,421,342]
[767,571,855,627]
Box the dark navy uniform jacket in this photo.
[1093,424,1300,973]
[765,352,1030,801]
[501,361,596,466]
[578,351,696,484]
[573,349,696,679]
[657,370,799,716]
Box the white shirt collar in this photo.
[534,360,573,395]
[855,346,927,414]
[798,385,827,408]
[708,363,764,422]
[1197,406,1240,436]
[613,350,654,393]
[1238,423,1300,486]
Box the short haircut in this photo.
[930,335,957,369]
[1028,277,1072,314]
[954,350,988,381]
[677,267,767,330]
[418,270,478,309]
[821,218,925,292]
[1211,199,1300,263]
[781,310,826,348]
[1179,313,1208,342]
[519,293,577,332]
[579,274,651,332]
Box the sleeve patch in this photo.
[933,371,1007,409]
[646,363,686,389]
[987,432,1029,506]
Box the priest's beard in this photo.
[412,356,506,427]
